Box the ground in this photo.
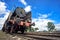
[0,30,19,40]
[0,30,30,40]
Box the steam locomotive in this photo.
[2,7,35,34]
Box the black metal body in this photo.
[2,7,31,34]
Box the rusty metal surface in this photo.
[9,32,60,40]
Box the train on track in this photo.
[2,7,35,34]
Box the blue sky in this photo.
[0,0,60,31]
[0,14,5,18]
[1,0,60,22]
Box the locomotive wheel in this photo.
[21,30,24,34]
[2,27,5,32]
[2,23,6,32]
[20,26,25,34]
[6,27,11,34]
[14,30,18,33]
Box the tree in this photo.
[47,22,55,32]
[26,27,39,32]
[35,28,39,31]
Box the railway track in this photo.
[10,32,60,40]
[25,32,60,37]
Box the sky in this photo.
[0,0,60,31]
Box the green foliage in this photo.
[35,28,39,30]
[47,22,55,32]
[43,30,47,32]
[26,27,39,32]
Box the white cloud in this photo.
[32,14,55,31]
[24,5,31,12]
[38,14,51,19]
[55,23,60,31]
[0,1,10,30]
[19,0,32,12]
[19,0,27,6]
[32,14,60,31]
[0,2,6,13]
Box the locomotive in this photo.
[2,7,35,34]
